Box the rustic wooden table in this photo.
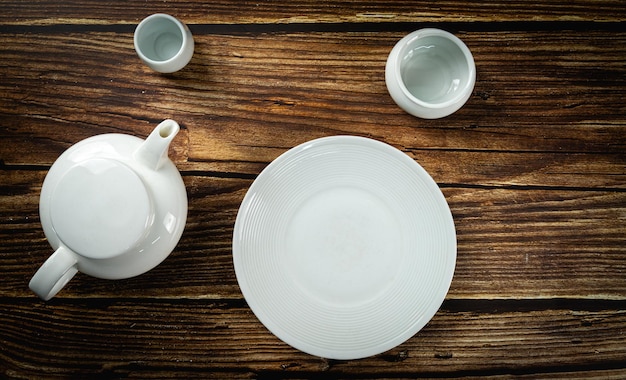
[1,1,625,378]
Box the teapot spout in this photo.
[134,120,180,171]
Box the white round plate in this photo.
[233,136,456,360]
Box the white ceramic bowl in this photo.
[385,28,476,119]
[134,14,194,73]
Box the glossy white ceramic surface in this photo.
[30,120,187,300]
[134,14,194,73]
[50,158,153,260]
[233,136,457,360]
[385,28,476,119]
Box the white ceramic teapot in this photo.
[29,120,188,300]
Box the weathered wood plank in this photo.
[1,299,625,378]
[1,0,625,25]
[2,170,624,300]
[1,32,624,188]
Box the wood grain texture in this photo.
[1,299,625,378]
[2,171,624,300]
[1,32,624,186]
[1,0,625,378]
[1,0,625,25]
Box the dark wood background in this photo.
[1,1,625,378]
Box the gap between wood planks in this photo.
[3,296,626,313]
[0,20,625,35]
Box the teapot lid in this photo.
[50,158,153,259]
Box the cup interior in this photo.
[399,34,471,104]
[136,16,184,62]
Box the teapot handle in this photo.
[29,246,78,301]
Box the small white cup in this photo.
[134,14,194,73]
[385,28,476,119]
